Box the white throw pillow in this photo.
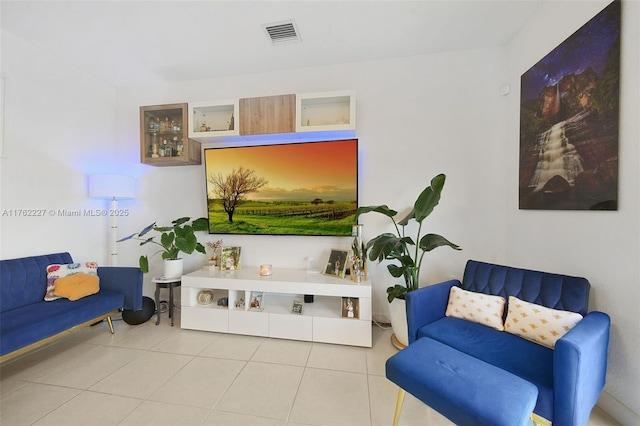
[445,286,506,331]
[504,296,583,348]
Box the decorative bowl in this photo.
[197,289,215,305]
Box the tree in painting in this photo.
[208,166,268,223]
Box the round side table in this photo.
[152,276,181,326]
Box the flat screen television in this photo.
[204,139,358,236]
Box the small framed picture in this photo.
[249,291,263,311]
[221,246,242,270]
[341,297,360,319]
[292,299,304,315]
[324,249,349,278]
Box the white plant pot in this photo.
[163,258,184,279]
[388,297,409,349]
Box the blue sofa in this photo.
[404,260,610,426]
[0,252,143,362]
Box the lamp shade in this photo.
[88,174,135,199]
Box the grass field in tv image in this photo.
[204,140,358,236]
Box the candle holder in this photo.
[260,264,272,276]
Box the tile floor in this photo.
[0,310,620,426]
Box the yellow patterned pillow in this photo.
[504,296,583,348]
[445,286,506,331]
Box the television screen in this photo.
[204,139,358,236]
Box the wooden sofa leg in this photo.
[393,388,406,426]
[106,316,115,334]
[531,413,552,426]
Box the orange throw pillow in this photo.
[53,273,100,301]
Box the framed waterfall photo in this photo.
[518,1,620,210]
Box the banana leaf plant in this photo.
[355,174,461,302]
[117,217,208,273]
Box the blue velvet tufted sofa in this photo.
[401,260,610,426]
[0,252,143,362]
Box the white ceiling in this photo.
[1,1,543,88]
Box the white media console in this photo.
[181,268,372,347]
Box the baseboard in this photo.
[598,390,640,425]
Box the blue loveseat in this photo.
[0,252,143,362]
[403,260,610,426]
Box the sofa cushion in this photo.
[418,317,554,420]
[462,259,590,316]
[387,337,538,426]
[54,273,100,301]
[505,296,583,348]
[45,262,98,301]
[0,290,124,357]
[445,286,505,330]
[0,252,73,312]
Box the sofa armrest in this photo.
[97,267,143,311]
[405,279,460,344]
[554,311,610,426]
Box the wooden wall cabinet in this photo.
[142,91,356,147]
[239,94,295,136]
[140,103,201,166]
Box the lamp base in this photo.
[122,296,155,325]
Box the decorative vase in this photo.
[351,224,365,282]
[388,297,409,349]
[163,258,184,279]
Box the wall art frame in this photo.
[519,0,620,210]
[324,249,349,279]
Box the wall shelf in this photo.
[188,100,239,141]
[296,90,356,133]
[183,90,356,144]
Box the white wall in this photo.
[504,0,640,421]
[0,30,119,262]
[113,47,508,313]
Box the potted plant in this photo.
[355,173,461,346]
[118,217,209,277]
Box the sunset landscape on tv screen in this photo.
[204,139,358,236]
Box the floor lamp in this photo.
[88,174,136,266]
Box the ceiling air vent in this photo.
[263,20,301,44]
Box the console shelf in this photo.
[181,268,372,347]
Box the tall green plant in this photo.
[118,217,208,273]
[355,174,461,302]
